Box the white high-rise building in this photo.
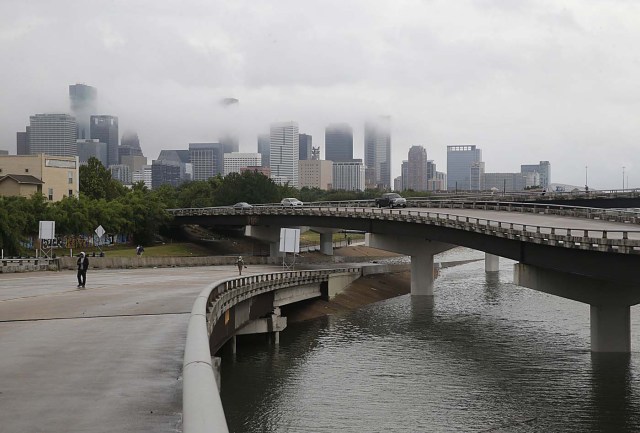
[28,114,78,157]
[269,121,299,187]
[132,165,152,189]
[108,164,131,184]
[224,152,262,176]
[333,160,365,191]
[189,143,224,181]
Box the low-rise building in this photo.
[299,160,333,190]
[0,154,79,201]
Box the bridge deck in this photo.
[0,265,278,433]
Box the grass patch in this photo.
[39,242,215,258]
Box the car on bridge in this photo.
[232,202,253,210]
[375,193,407,208]
[281,197,303,207]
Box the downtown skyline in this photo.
[1,1,638,189]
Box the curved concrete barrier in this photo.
[183,267,361,433]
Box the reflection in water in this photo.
[220,250,640,432]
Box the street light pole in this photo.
[623,166,625,191]
[585,165,588,189]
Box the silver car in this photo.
[281,198,303,207]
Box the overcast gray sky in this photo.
[1,0,638,189]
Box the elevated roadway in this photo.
[170,203,640,352]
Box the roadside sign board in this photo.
[39,221,55,240]
[95,225,105,238]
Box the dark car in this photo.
[375,193,407,208]
[232,202,253,210]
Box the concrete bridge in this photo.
[169,201,640,353]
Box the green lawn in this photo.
[42,242,216,258]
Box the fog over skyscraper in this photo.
[325,123,353,162]
[364,116,391,189]
[69,84,97,140]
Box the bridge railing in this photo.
[169,205,640,254]
[183,267,361,433]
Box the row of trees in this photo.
[0,157,432,255]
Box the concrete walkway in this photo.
[0,264,279,433]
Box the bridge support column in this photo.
[366,233,455,297]
[320,233,333,256]
[411,254,434,296]
[514,263,640,353]
[485,253,499,273]
[591,305,630,353]
[246,226,283,259]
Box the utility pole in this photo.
[623,166,625,191]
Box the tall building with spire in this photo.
[364,116,391,189]
[69,84,97,140]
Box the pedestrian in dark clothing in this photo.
[77,252,89,288]
[236,256,245,275]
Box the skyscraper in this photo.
[90,115,119,166]
[119,130,144,162]
[364,116,391,189]
[325,123,353,162]
[257,134,270,167]
[69,84,97,140]
[446,145,482,191]
[189,143,224,180]
[28,114,77,157]
[521,161,551,189]
[17,130,29,155]
[299,134,312,161]
[270,122,299,187]
[407,146,428,191]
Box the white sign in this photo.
[95,225,105,238]
[279,228,300,253]
[39,221,55,240]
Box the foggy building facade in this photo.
[364,116,391,189]
[28,113,77,157]
[90,115,119,167]
[69,84,97,140]
[269,121,299,187]
[325,123,354,162]
[257,134,270,168]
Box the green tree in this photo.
[214,172,280,206]
[79,157,127,200]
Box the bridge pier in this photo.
[320,233,334,255]
[514,263,640,353]
[366,233,454,296]
[485,253,499,273]
[245,226,283,258]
